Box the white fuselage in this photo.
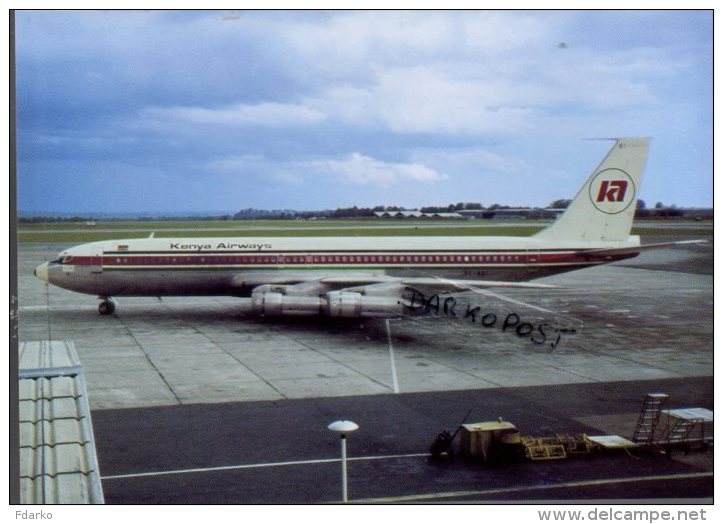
[36,234,641,297]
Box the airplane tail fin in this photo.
[534,137,650,243]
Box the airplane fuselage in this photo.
[37,235,641,297]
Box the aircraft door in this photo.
[90,251,103,273]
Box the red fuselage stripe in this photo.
[59,251,631,267]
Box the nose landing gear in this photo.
[98,298,116,315]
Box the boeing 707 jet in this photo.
[34,138,697,317]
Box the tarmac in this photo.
[93,377,713,504]
[15,235,714,503]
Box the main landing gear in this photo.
[98,298,116,315]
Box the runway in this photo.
[15,236,713,502]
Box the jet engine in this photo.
[325,291,406,318]
[241,289,408,318]
[250,292,324,316]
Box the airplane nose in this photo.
[34,262,50,284]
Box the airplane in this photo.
[33,137,700,318]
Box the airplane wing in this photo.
[579,239,709,258]
[236,274,558,298]
[319,275,556,289]
[396,277,557,297]
[318,275,557,300]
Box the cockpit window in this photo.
[56,254,74,264]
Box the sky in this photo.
[15,10,713,214]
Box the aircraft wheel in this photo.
[98,300,115,315]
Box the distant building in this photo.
[458,208,563,220]
[635,207,713,220]
[374,210,464,219]
[428,212,465,219]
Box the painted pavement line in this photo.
[385,319,400,394]
[101,452,429,480]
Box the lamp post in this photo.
[327,420,359,503]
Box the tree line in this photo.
[19,199,704,223]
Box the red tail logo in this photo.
[596,180,628,203]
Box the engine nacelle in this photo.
[250,292,324,316]
[252,284,289,294]
[244,289,407,318]
[342,283,405,296]
[325,291,406,318]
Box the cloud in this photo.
[207,154,305,186]
[16,11,712,212]
[301,49,669,136]
[304,67,540,135]
[411,147,530,176]
[279,11,557,76]
[141,102,327,127]
[311,153,447,186]
[209,152,447,188]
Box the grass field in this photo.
[17,219,712,243]
[18,226,543,242]
[18,219,369,230]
